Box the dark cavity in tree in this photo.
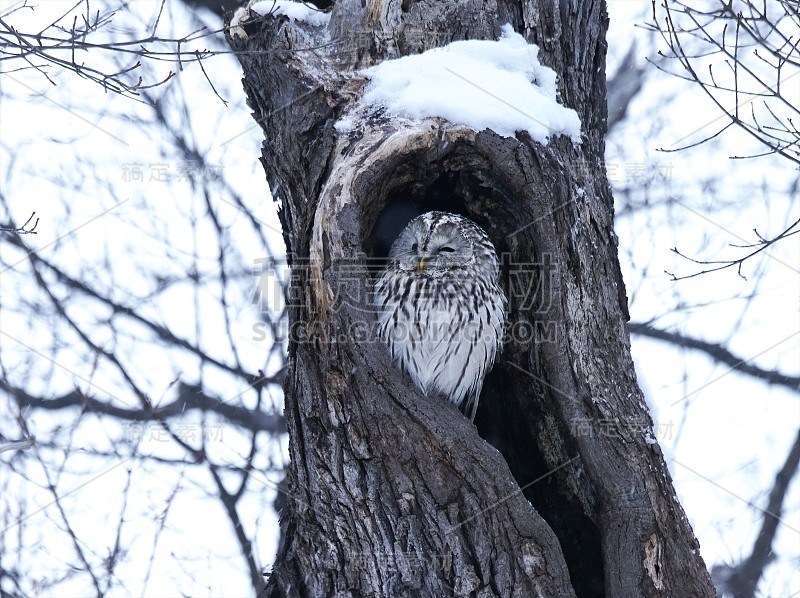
[367,160,605,597]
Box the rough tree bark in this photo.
[227,1,716,596]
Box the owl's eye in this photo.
[411,243,418,252]
[439,246,455,253]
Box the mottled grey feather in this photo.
[374,211,506,420]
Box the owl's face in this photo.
[389,212,490,276]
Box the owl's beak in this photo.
[418,257,426,271]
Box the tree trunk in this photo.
[227,2,716,596]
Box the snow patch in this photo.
[354,24,581,143]
[249,0,330,27]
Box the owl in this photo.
[374,211,507,420]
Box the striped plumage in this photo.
[374,211,506,420]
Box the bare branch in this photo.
[2,379,287,435]
[0,0,223,100]
[208,462,266,593]
[607,42,647,132]
[0,211,38,234]
[0,434,36,454]
[665,216,800,281]
[650,0,800,165]
[712,428,800,597]
[628,322,800,392]
[4,233,280,386]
